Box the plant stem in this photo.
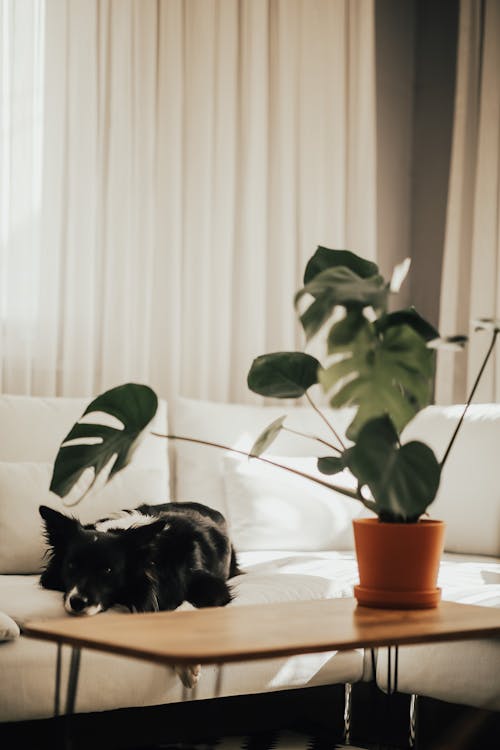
[440,329,498,470]
[305,392,346,451]
[151,432,374,511]
[282,426,342,454]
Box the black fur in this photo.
[39,501,241,615]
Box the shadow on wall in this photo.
[375,0,459,329]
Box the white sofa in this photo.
[0,394,500,726]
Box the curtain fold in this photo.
[1,0,378,402]
[0,0,46,394]
[436,0,500,404]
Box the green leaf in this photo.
[375,307,439,342]
[250,416,287,456]
[317,456,345,475]
[320,324,434,440]
[327,311,373,354]
[50,383,158,499]
[299,293,339,342]
[345,416,441,522]
[304,247,379,284]
[295,267,388,340]
[247,352,321,399]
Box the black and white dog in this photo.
[39,501,240,686]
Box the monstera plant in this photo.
[247,247,443,523]
[49,247,498,609]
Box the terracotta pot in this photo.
[352,517,445,609]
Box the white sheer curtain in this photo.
[0,0,45,394]
[436,0,500,404]
[1,0,377,402]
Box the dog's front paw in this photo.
[175,663,201,689]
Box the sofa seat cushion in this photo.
[0,575,67,625]
[5,549,499,628]
[236,549,361,596]
[0,634,363,723]
[7,549,499,721]
[0,555,366,722]
[0,551,361,628]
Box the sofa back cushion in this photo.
[173,399,500,557]
[0,394,169,573]
[223,455,371,551]
[402,404,500,556]
[172,397,369,550]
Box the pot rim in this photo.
[353,517,444,527]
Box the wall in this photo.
[375,0,459,324]
[410,0,459,328]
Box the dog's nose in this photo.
[69,594,87,612]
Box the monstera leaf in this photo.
[250,415,287,457]
[320,323,434,440]
[317,456,345,475]
[375,307,439,342]
[327,310,373,353]
[50,383,158,500]
[303,246,379,284]
[344,416,441,521]
[295,267,388,340]
[247,352,321,399]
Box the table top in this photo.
[23,598,500,666]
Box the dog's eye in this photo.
[104,567,112,575]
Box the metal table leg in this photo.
[386,645,419,748]
[387,645,399,696]
[340,681,375,750]
[343,682,353,744]
[59,646,81,750]
[65,647,82,715]
[54,643,62,717]
[409,693,418,748]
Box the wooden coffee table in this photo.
[24,598,500,749]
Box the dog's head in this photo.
[39,505,164,616]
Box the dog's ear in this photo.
[39,505,80,546]
[125,519,165,549]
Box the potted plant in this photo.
[243,247,443,609]
[49,247,498,610]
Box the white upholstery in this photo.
[0,394,365,723]
[0,395,169,575]
[3,394,500,722]
[0,637,183,722]
[0,611,19,641]
[0,634,364,723]
[172,396,355,515]
[402,404,500,556]
[0,574,66,624]
[0,552,366,722]
[376,552,500,709]
[0,395,168,471]
[223,455,370,551]
[0,462,167,574]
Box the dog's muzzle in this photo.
[65,587,103,616]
